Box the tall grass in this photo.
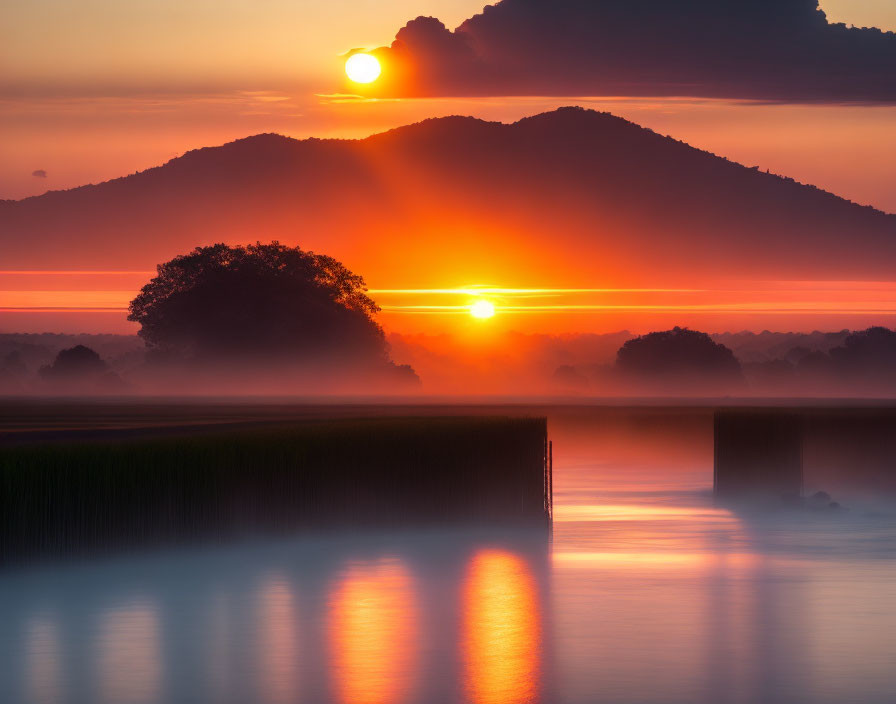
[0,416,549,563]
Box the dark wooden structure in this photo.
[0,416,552,563]
[714,410,803,506]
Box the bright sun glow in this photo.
[345,53,381,83]
[470,300,496,319]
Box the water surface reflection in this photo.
[24,616,60,704]
[2,408,896,704]
[463,550,541,704]
[256,578,299,704]
[329,558,419,704]
[96,602,161,704]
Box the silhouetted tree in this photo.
[39,345,108,380]
[38,345,124,391]
[829,327,896,379]
[128,242,416,384]
[616,327,741,381]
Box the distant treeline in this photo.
[3,326,896,395]
[552,326,896,395]
[0,333,142,374]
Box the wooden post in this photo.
[541,436,553,524]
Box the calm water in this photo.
[1,408,895,704]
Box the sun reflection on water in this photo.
[329,557,419,704]
[553,504,738,522]
[463,550,541,704]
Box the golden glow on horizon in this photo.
[345,54,381,84]
[8,280,896,334]
[380,305,896,315]
[368,287,702,294]
[9,284,896,315]
[470,299,496,319]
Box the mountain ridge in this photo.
[7,108,888,215]
[1,107,893,282]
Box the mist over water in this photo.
[1,407,895,704]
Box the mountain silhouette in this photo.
[2,107,894,281]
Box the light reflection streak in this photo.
[9,282,896,319]
[553,504,737,522]
[552,551,761,569]
[96,601,161,704]
[381,304,896,314]
[24,616,60,704]
[552,500,763,571]
[463,550,540,704]
[369,287,701,294]
[206,593,233,703]
[256,577,299,704]
[0,271,155,275]
[329,558,418,704]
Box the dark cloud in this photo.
[31,169,47,178]
[364,0,896,102]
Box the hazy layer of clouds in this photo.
[368,0,896,102]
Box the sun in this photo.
[345,53,381,84]
[470,299,496,319]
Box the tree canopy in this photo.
[616,327,741,380]
[39,345,108,380]
[829,326,896,378]
[38,345,124,392]
[127,242,418,389]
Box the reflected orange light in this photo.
[552,503,761,571]
[552,551,762,570]
[96,602,161,704]
[329,558,418,704]
[256,577,299,704]
[463,550,540,704]
[553,504,738,522]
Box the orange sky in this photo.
[5,276,896,335]
[3,1,891,90]
[2,1,896,336]
[2,0,895,206]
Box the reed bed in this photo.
[0,416,550,563]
